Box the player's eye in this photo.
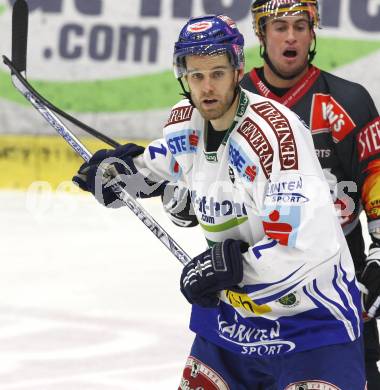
[211,70,225,79]
[190,72,203,81]
[295,22,308,32]
[274,24,287,32]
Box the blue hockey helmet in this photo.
[173,15,245,79]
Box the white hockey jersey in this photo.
[135,89,362,357]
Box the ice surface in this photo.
[0,190,207,389]
[0,190,374,389]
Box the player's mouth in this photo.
[202,98,218,107]
[283,49,298,60]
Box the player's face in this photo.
[263,15,314,79]
[185,54,240,122]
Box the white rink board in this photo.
[0,190,375,389]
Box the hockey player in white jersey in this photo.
[73,14,365,389]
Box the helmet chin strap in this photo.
[178,78,194,106]
[260,36,317,81]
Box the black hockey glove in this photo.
[161,182,198,228]
[360,236,380,320]
[73,143,166,208]
[180,239,248,308]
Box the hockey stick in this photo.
[7,1,120,149]
[3,0,191,265]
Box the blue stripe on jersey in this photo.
[244,264,305,305]
[303,280,359,341]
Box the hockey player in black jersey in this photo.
[164,0,380,387]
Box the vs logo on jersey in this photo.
[310,94,356,142]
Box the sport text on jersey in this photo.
[251,102,299,171]
[217,316,296,356]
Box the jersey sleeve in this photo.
[353,89,380,234]
[237,106,344,305]
[133,99,197,189]
[133,137,185,185]
[322,79,380,235]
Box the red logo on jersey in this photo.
[187,21,213,33]
[165,105,194,127]
[245,165,257,182]
[285,380,341,390]
[173,161,180,173]
[357,117,380,161]
[189,131,199,147]
[262,210,293,245]
[310,94,356,142]
[180,356,230,390]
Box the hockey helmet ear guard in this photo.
[173,15,245,79]
[251,0,320,38]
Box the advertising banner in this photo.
[0,0,379,188]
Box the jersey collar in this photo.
[248,65,321,108]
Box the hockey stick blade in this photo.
[12,0,28,74]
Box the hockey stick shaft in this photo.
[9,1,120,149]
[5,66,191,265]
[4,0,191,265]
[4,56,120,149]
[12,0,28,74]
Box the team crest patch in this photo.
[276,292,300,308]
[310,94,356,143]
[285,380,341,389]
[179,356,230,390]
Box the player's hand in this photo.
[360,243,380,320]
[180,239,248,307]
[161,182,198,228]
[73,143,165,208]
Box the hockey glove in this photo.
[161,182,198,228]
[73,143,166,208]
[180,239,248,308]
[360,237,380,320]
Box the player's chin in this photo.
[198,104,222,120]
[200,108,223,121]
[279,62,307,78]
